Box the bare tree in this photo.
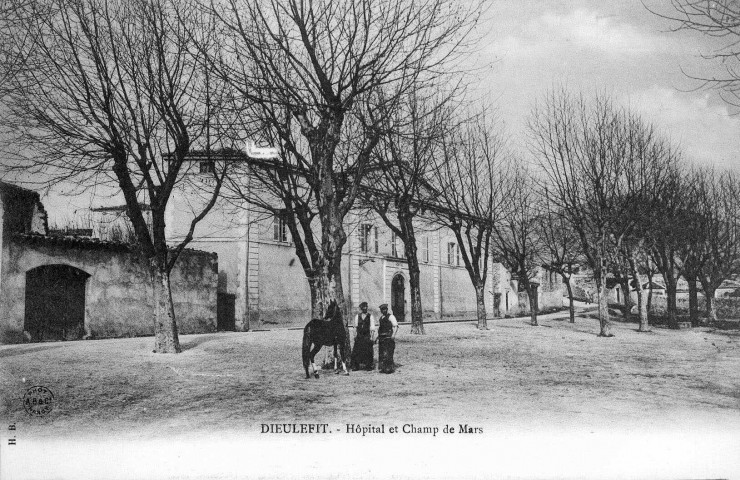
[492,165,543,326]
[432,111,508,330]
[681,170,712,326]
[648,4,740,323]
[623,241,652,331]
[530,89,678,337]
[646,166,699,328]
[206,0,483,315]
[0,0,35,92]
[611,114,677,331]
[361,87,459,334]
[530,91,622,337]
[538,191,582,323]
[608,254,634,315]
[640,254,660,317]
[652,1,740,108]
[697,168,740,322]
[1,0,231,353]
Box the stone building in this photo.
[0,182,218,344]
[164,163,565,330]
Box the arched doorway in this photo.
[24,265,89,342]
[391,274,406,322]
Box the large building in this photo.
[165,161,564,330]
[0,159,566,344]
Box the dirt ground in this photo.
[2,309,740,479]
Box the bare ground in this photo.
[2,309,740,479]
[2,309,739,440]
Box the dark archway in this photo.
[24,265,90,342]
[391,274,406,322]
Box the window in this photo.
[391,232,405,258]
[273,210,288,242]
[359,224,376,253]
[199,161,215,174]
[421,236,429,263]
[447,242,456,266]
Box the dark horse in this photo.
[302,300,349,379]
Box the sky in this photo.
[478,0,740,168]
[472,0,740,170]
[10,0,740,224]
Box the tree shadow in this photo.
[0,344,65,358]
[179,334,224,352]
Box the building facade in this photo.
[165,166,564,330]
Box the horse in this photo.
[302,300,350,379]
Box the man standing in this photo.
[350,302,376,371]
[377,304,398,373]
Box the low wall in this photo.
[0,235,217,343]
[512,289,563,316]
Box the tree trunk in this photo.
[308,275,322,319]
[330,250,352,358]
[474,283,487,330]
[596,267,612,337]
[687,277,699,327]
[646,272,654,319]
[702,282,718,323]
[403,230,424,335]
[527,283,539,326]
[151,264,180,353]
[313,208,352,363]
[620,277,633,313]
[628,256,648,332]
[564,277,575,323]
[408,265,424,334]
[666,280,678,329]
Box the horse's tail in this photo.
[302,323,312,378]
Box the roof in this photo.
[719,279,740,289]
[0,181,39,195]
[12,233,216,257]
[641,281,666,290]
[13,232,131,251]
[91,204,151,212]
[186,148,493,227]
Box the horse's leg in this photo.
[333,344,339,372]
[310,344,323,378]
[302,330,312,379]
[325,346,333,369]
[337,342,349,375]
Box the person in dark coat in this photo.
[377,304,398,374]
[350,302,375,371]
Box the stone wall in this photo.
[0,234,217,344]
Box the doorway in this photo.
[24,265,89,341]
[217,292,236,331]
[391,274,406,322]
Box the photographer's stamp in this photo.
[23,386,54,417]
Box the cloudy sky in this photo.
[27,0,740,222]
[473,0,740,170]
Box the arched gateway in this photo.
[24,265,89,341]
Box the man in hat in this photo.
[350,302,376,371]
[377,304,398,373]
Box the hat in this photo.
[379,303,388,310]
[359,302,368,308]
